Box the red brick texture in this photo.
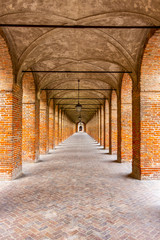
[100,105,104,147]
[22,72,39,162]
[0,34,22,180]
[54,104,59,146]
[86,104,109,146]
[40,91,49,154]
[120,73,132,162]
[95,111,99,142]
[98,109,101,143]
[111,91,117,154]
[104,99,109,150]
[58,108,62,143]
[49,99,54,150]
[132,30,160,179]
[65,115,75,139]
[86,113,98,140]
[61,110,65,142]
[54,107,75,146]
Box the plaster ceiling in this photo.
[0,0,160,123]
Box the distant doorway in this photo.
[78,122,84,132]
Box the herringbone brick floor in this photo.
[0,133,160,240]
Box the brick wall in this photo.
[132,30,160,179]
[86,110,100,142]
[120,73,132,162]
[64,115,75,139]
[111,90,117,154]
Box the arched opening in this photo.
[0,32,22,180]
[120,73,132,162]
[132,30,160,179]
[111,90,117,155]
[78,122,84,132]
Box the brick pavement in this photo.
[0,133,160,240]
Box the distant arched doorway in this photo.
[78,122,84,132]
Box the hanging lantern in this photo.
[75,79,82,112]
[76,103,82,112]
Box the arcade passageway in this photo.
[0,132,160,240]
[1,1,160,239]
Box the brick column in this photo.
[53,102,55,148]
[111,91,117,154]
[96,110,99,142]
[104,99,109,150]
[98,108,101,144]
[100,105,104,146]
[64,112,67,140]
[0,33,22,180]
[0,86,22,180]
[58,107,62,143]
[103,102,106,148]
[54,104,59,146]
[61,110,64,142]
[49,99,54,150]
[132,30,160,179]
[22,72,39,162]
[117,92,121,162]
[40,91,49,154]
[120,73,132,163]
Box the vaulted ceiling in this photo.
[0,0,160,123]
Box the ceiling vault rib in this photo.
[58,104,102,105]
[51,98,107,99]
[41,89,115,91]
[0,24,159,29]
[23,70,131,73]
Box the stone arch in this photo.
[0,33,22,180]
[120,73,132,162]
